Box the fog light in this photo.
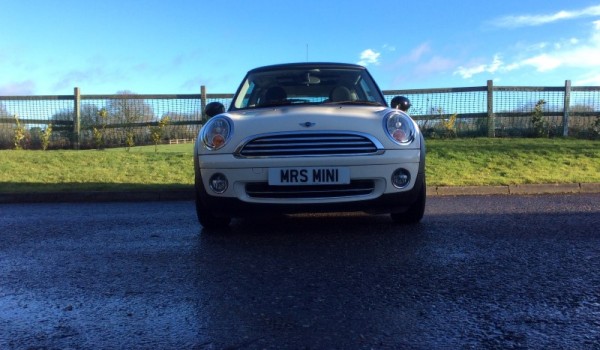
[391,169,411,188]
[209,173,228,194]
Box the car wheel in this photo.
[390,179,426,224]
[195,190,231,230]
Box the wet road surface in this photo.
[1,194,599,349]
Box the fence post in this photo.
[73,87,81,149]
[200,85,207,122]
[563,80,571,137]
[487,80,495,137]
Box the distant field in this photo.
[1,138,599,193]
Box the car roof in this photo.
[248,62,367,73]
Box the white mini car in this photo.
[194,63,426,229]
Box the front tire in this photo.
[195,188,231,230]
[390,179,426,224]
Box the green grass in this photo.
[1,139,599,193]
[426,138,600,186]
[0,144,194,192]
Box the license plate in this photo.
[268,167,350,186]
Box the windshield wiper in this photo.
[324,100,385,107]
[258,101,292,108]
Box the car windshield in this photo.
[230,67,387,110]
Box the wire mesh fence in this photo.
[0,90,234,150]
[1,82,599,150]
[492,87,564,137]
[77,94,203,149]
[386,82,600,139]
[569,87,600,138]
[0,96,74,149]
[385,87,489,137]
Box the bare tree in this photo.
[105,91,155,149]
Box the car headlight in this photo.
[384,111,415,145]
[201,116,233,150]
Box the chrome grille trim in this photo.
[245,180,375,199]
[235,131,383,158]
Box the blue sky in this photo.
[2,0,600,95]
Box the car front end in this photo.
[194,63,426,228]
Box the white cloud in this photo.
[522,37,579,53]
[408,43,431,62]
[491,5,600,28]
[521,54,562,72]
[454,54,504,79]
[488,55,503,73]
[382,44,396,52]
[574,72,600,85]
[518,29,600,72]
[528,42,549,51]
[456,19,600,79]
[504,62,521,71]
[0,80,35,95]
[357,49,381,66]
[385,42,456,85]
[416,56,455,74]
[390,42,431,67]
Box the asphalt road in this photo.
[1,194,599,349]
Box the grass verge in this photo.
[426,138,600,186]
[1,138,599,193]
[0,144,194,192]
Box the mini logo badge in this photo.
[300,122,316,128]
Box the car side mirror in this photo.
[391,96,411,112]
[205,102,225,118]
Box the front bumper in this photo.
[196,171,425,217]
[194,149,425,217]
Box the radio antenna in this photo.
[306,44,309,62]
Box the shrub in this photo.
[591,116,600,139]
[530,99,547,138]
[40,124,53,151]
[93,108,108,150]
[150,116,170,153]
[438,113,458,138]
[13,115,25,150]
[125,131,135,151]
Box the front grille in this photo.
[237,132,381,157]
[245,180,375,199]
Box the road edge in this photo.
[1,183,599,203]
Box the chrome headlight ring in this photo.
[201,116,233,151]
[383,110,415,145]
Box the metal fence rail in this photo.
[1,81,599,150]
